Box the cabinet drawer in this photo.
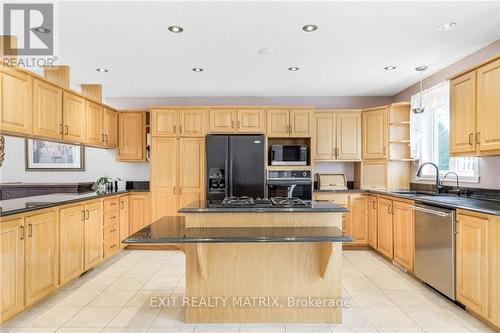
[103,212,119,226]
[103,235,120,258]
[103,197,119,212]
[313,193,348,206]
[103,222,119,240]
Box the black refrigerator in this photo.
[206,134,265,200]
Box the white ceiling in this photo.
[54,1,500,97]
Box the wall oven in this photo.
[269,144,307,166]
[266,170,312,200]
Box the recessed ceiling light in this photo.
[302,24,318,32]
[32,26,51,33]
[384,66,397,71]
[192,67,204,72]
[168,25,184,33]
[438,22,456,31]
[259,48,275,55]
[96,68,109,73]
[288,66,300,71]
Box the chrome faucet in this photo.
[441,171,460,195]
[416,162,442,194]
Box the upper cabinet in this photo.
[313,111,361,161]
[207,108,265,134]
[117,112,146,161]
[0,66,33,135]
[33,79,62,140]
[450,56,500,156]
[209,108,235,133]
[151,108,206,137]
[362,106,388,159]
[85,101,104,146]
[237,108,266,133]
[180,109,207,137]
[62,92,86,143]
[267,108,312,137]
[103,108,117,147]
[151,108,177,136]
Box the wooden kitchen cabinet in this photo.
[267,108,290,137]
[312,192,349,235]
[179,109,206,137]
[83,201,103,269]
[85,101,104,146]
[208,108,265,134]
[450,71,477,155]
[33,78,63,140]
[377,197,393,258]
[103,197,120,258]
[62,91,86,143]
[392,200,414,271]
[59,205,85,284]
[0,66,33,135]
[476,58,500,153]
[103,108,117,147]
[209,108,236,133]
[178,138,205,209]
[119,195,130,248]
[313,113,335,160]
[237,108,266,133]
[367,195,378,249]
[267,108,312,138]
[152,108,207,137]
[348,195,369,245]
[117,112,146,161]
[362,106,388,159]
[290,109,312,137]
[0,218,25,322]
[151,108,178,137]
[24,210,58,306]
[129,193,150,234]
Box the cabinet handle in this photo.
[237,120,240,129]
[476,132,480,145]
[110,244,117,248]
[469,133,473,145]
[86,210,89,220]
[111,229,117,232]
[82,210,85,221]
[173,125,176,133]
[372,201,376,209]
[20,226,25,240]
[28,224,33,238]
[59,124,63,134]
[173,187,176,195]
[179,125,182,133]
[120,201,124,209]
[110,216,117,219]
[110,202,117,206]
[288,125,291,133]
[179,187,182,195]
[231,120,235,129]
[105,134,109,142]
[101,134,105,142]
[64,125,69,135]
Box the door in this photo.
[117,112,145,160]
[206,135,229,200]
[393,201,414,271]
[337,113,361,160]
[151,137,178,217]
[119,195,129,248]
[103,108,117,147]
[0,67,32,135]
[0,218,24,322]
[314,113,335,160]
[349,196,369,245]
[367,195,378,248]
[267,109,290,137]
[237,108,265,133]
[209,109,236,133]
[476,58,500,153]
[84,201,102,269]
[151,108,178,137]
[456,212,489,316]
[179,138,205,208]
[59,205,85,284]
[179,109,206,137]
[25,210,58,306]
[33,79,62,140]
[62,91,85,142]
[130,194,150,234]
[290,109,312,137]
[86,101,104,145]
[450,72,477,154]
[362,108,388,159]
[229,135,265,198]
[377,198,393,258]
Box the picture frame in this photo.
[25,139,85,171]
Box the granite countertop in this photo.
[178,200,348,213]
[0,189,149,217]
[123,217,353,244]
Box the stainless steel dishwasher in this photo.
[413,203,456,300]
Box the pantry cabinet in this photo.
[117,112,146,161]
[267,108,312,137]
[362,106,388,159]
[59,205,85,284]
[62,91,86,142]
[0,66,33,135]
[377,197,393,258]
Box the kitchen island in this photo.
[124,200,350,323]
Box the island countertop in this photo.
[178,200,348,213]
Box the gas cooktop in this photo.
[219,196,310,208]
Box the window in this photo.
[410,81,479,182]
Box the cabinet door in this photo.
[450,72,477,155]
[313,113,335,160]
[0,67,33,135]
[119,195,129,248]
[476,58,500,153]
[86,101,104,145]
[336,112,361,160]
[59,205,85,284]
[362,108,388,159]
[179,138,205,209]
[151,138,178,219]
[237,108,265,133]
[84,201,102,270]
[361,160,387,189]
[456,212,489,316]
[393,201,414,271]
[209,109,236,133]
[0,218,24,322]
[179,109,206,137]
[117,112,145,161]
[129,194,150,234]
[151,108,178,137]
[367,196,378,249]
[103,108,117,147]
[25,210,58,306]
[151,190,178,221]
[377,198,393,258]
[62,92,85,143]
[349,196,369,245]
[33,79,62,140]
[267,109,290,137]
[290,109,312,137]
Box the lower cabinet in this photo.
[59,205,85,284]
[392,201,414,271]
[119,195,130,249]
[348,195,369,245]
[377,197,394,258]
[367,195,378,248]
[129,193,150,234]
[83,201,103,269]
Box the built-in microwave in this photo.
[269,144,307,166]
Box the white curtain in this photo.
[410,81,450,161]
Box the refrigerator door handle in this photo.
[225,158,229,198]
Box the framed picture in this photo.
[25,139,85,171]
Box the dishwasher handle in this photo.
[411,205,451,217]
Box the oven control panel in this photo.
[267,170,311,180]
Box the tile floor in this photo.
[1,249,494,333]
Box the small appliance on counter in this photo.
[315,173,348,191]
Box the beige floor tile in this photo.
[101,328,149,333]
[95,267,130,279]
[54,289,103,307]
[147,325,195,333]
[2,329,57,333]
[361,306,417,328]
[400,306,463,328]
[443,307,489,328]
[239,324,286,333]
[27,307,82,328]
[193,324,240,333]
[369,277,413,291]
[329,327,377,333]
[55,328,103,333]
[342,276,378,292]
[373,327,424,332]
[348,290,395,307]
[107,277,148,291]
[334,306,373,328]
[88,290,138,307]
[150,306,185,327]
[284,324,331,333]
[126,291,172,307]
[63,307,122,328]
[383,290,438,307]
[107,306,161,328]
[78,278,118,291]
